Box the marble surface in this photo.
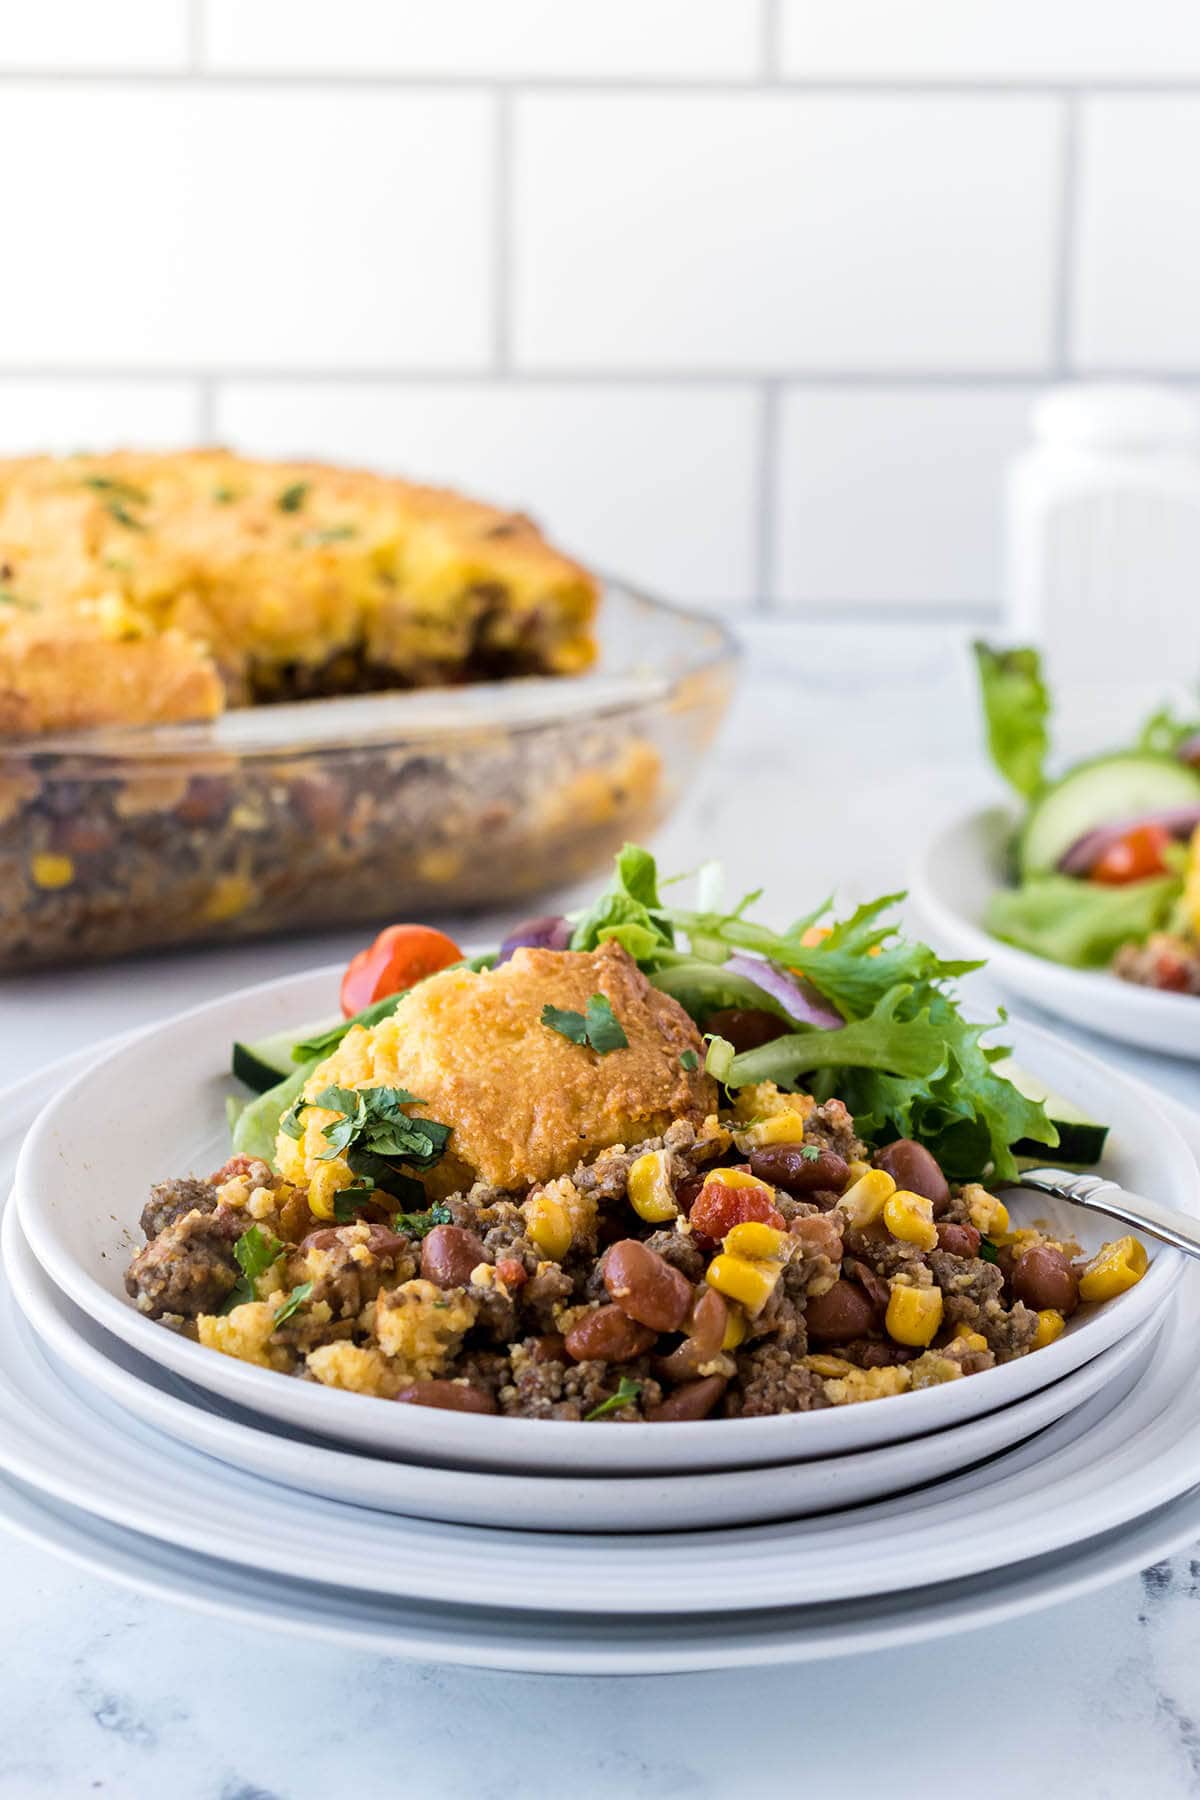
[2,619,1198,1800]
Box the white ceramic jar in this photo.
[1005,383,1200,751]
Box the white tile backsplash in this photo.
[0,1,188,70]
[0,87,493,371]
[214,381,760,607]
[0,381,201,453]
[781,0,1200,80]
[0,7,1195,620]
[1073,99,1200,369]
[204,0,763,77]
[512,95,1061,372]
[773,386,1038,608]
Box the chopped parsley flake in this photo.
[278,481,309,514]
[679,1049,699,1071]
[83,474,149,504]
[394,1203,453,1240]
[219,1224,282,1313]
[273,1281,314,1326]
[585,1377,643,1421]
[102,498,147,531]
[541,994,629,1055]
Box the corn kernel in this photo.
[964,1186,1009,1237]
[31,852,74,889]
[882,1189,938,1252]
[745,1109,810,1146]
[838,1167,896,1227]
[706,1253,780,1315]
[724,1220,787,1260]
[524,1193,573,1262]
[952,1327,989,1353]
[308,1188,336,1222]
[846,1159,872,1183]
[1032,1308,1066,1348]
[721,1307,748,1351]
[885,1283,944,1347]
[1078,1236,1148,1303]
[804,1353,856,1377]
[700,1167,775,1197]
[627,1150,678,1224]
[201,871,254,922]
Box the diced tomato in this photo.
[339,924,463,1016]
[1090,823,1172,885]
[688,1179,786,1251]
[496,1257,528,1290]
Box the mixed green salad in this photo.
[975,644,1200,990]
[228,843,1113,1188]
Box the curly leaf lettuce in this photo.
[985,872,1181,969]
[973,641,1051,800]
[569,842,675,963]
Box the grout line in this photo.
[4,70,1200,94]
[491,90,513,370]
[761,0,782,81]
[1052,94,1081,374]
[186,0,205,72]
[195,378,216,441]
[753,384,780,611]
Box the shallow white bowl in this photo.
[4,1199,1163,1533]
[14,963,1196,1474]
[912,806,1200,1060]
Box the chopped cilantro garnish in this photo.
[333,1185,377,1221]
[541,994,628,1055]
[585,1377,643,1421]
[273,1281,314,1326]
[83,474,149,504]
[978,1239,999,1264]
[314,1084,451,1171]
[101,498,147,531]
[219,1224,282,1313]
[800,1144,821,1162]
[394,1203,453,1240]
[679,1049,699,1071]
[278,481,309,514]
[278,1091,309,1140]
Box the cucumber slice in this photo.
[1018,752,1200,877]
[996,1059,1109,1167]
[230,1061,317,1166]
[231,1015,343,1093]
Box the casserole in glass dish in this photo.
[0,583,737,969]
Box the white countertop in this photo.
[2,620,1198,1800]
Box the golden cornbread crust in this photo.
[0,449,598,737]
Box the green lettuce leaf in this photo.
[985,873,1181,969]
[973,641,1051,800]
[569,842,675,963]
[1137,704,1200,756]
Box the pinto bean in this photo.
[421,1224,487,1290]
[749,1144,849,1196]
[704,1008,787,1054]
[657,1287,729,1383]
[844,1257,891,1313]
[1011,1245,1080,1316]
[804,1278,879,1344]
[790,1211,844,1263]
[564,1305,658,1363]
[872,1140,951,1214]
[394,1380,496,1414]
[300,1223,409,1258]
[603,1239,692,1333]
[646,1375,727,1422]
[936,1222,982,1258]
[529,1332,566,1363]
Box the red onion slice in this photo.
[1178,733,1200,770]
[1057,806,1200,876]
[496,915,573,964]
[723,951,843,1030]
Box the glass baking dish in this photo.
[0,582,738,970]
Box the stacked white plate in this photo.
[3,972,1200,1674]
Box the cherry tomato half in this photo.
[1089,822,1172,886]
[340,924,463,1017]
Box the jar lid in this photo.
[1033,383,1200,453]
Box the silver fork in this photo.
[1013,1168,1200,1260]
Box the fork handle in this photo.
[1023,1168,1200,1262]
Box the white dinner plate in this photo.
[0,1154,1196,1617]
[912,806,1200,1060]
[4,1467,1199,1675]
[5,1201,1163,1534]
[13,965,1195,1474]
